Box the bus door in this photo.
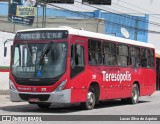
[70,36,87,101]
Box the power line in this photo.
[101,4,160,27]
[117,0,160,20]
[1,1,160,34]
[111,1,160,23]
[46,3,160,34]
[73,0,160,27]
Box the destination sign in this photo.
[15,31,68,40]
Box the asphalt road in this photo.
[0,91,160,123]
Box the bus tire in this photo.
[81,86,96,110]
[128,84,139,104]
[37,103,51,109]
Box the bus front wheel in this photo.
[81,86,96,110]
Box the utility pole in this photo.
[37,0,39,28]
[134,17,138,41]
[42,0,46,28]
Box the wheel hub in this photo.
[133,87,138,101]
[87,91,94,105]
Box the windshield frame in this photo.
[11,40,68,80]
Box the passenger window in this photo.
[140,48,150,67]
[88,40,102,65]
[130,46,140,67]
[103,42,116,66]
[150,49,154,67]
[75,44,84,66]
[117,44,129,66]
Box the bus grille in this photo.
[13,74,62,86]
[15,79,57,86]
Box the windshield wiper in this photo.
[39,42,52,67]
[25,41,34,66]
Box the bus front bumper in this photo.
[10,89,71,104]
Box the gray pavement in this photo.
[0,91,160,123]
[0,91,160,115]
[0,91,160,124]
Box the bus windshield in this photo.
[12,42,67,79]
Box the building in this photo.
[0,0,149,42]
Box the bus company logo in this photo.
[17,87,31,91]
[102,71,131,83]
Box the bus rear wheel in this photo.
[37,103,51,109]
[128,84,139,104]
[81,86,96,110]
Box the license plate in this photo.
[29,98,40,102]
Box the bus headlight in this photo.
[54,79,67,92]
[9,80,18,92]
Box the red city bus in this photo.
[8,27,156,110]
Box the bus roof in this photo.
[16,27,155,49]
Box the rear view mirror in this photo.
[3,39,13,57]
[4,47,7,57]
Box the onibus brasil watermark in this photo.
[1,115,160,121]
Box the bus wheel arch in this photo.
[81,82,100,110]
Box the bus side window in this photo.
[75,44,84,66]
[150,49,154,67]
[130,46,140,67]
[88,39,102,65]
[70,44,85,78]
[103,42,116,66]
[140,48,150,67]
[70,45,74,68]
[117,44,129,67]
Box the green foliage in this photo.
[0,66,9,70]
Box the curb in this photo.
[0,90,9,95]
